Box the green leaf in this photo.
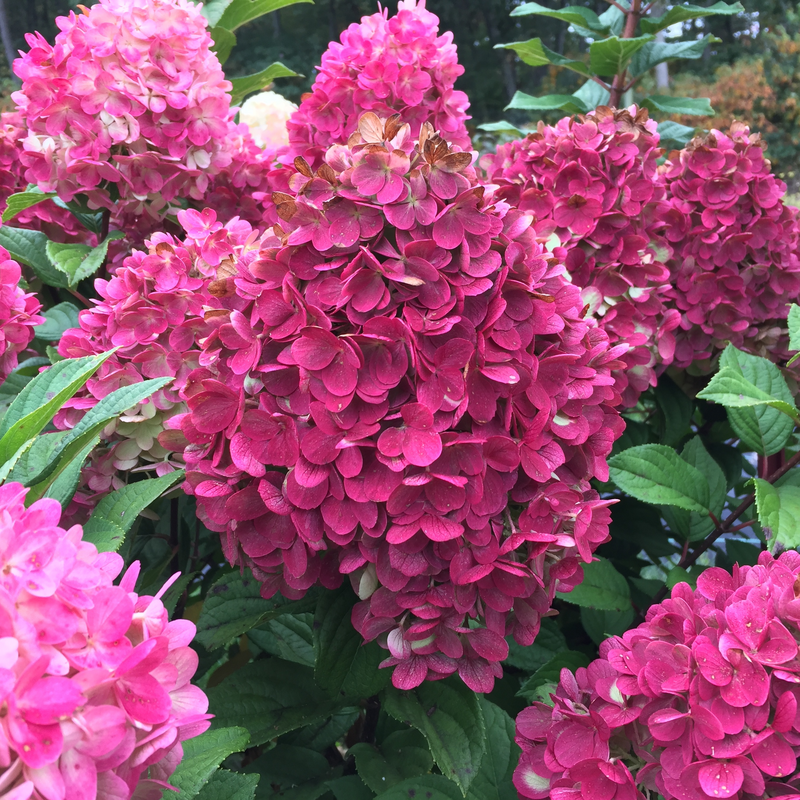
[754,478,800,552]
[46,232,124,287]
[0,227,69,288]
[201,0,236,26]
[384,679,485,795]
[52,197,104,235]
[169,727,250,799]
[195,770,259,800]
[597,3,626,36]
[33,302,81,342]
[556,557,631,611]
[517,652,590,703]
[217,0,313,32]
[327,776,374,800]
[82,471,184,550]
[629,36,720,77]
[465,699,518,800]
[2,189,56,223]
[589,35,654,78]
[581,607,635,646]
[698,367,800,423]
[505,91,586,115]
[496,38,589,76]
[608,444,711,513]
[210,26,236,65]
[25,377,173,488]
[572,79,610,111]
[642,96,714,116]
[0,352,113,466]
[242,744,332,800]
[476,121,524,136]
[314,585,391,701]
[682,436,727,516]
[196,570,316,650]
[208,659,340,746]
[504,618,566,673]
[510,2,605,32]
[229,62,301,106]
[374,776,463,800]
[0,357,50,397]
[666,565,697,590]
[657,120,697,151]
[248,613,315,666]
[717,346,796,456]
[351,730,433,794]
[641,2,744,34]
[788,304,800,357]
[285,708,360,751]
[655,375,692,446]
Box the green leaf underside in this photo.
[229,62,301,105]
[497,38,589,76]
[217,0,313,32]
[641,2,744,34]
[754,478,800,553]
[34,302,81,342]
[642,95,715,116]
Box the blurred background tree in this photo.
[2,1,799,187]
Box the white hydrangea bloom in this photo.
[239,90,297,150]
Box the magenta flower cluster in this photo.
[56,217,222,523]
[12,0,236,219]
[515,552,800,800]
[662,122,800,368]
[173,113,625,692]
[482,106,680,407]
[0,247,43,382]
[0,482,209,800]
[282,0,471,168]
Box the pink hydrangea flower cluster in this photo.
[0,111,87,243]
[0,248,43,383]
[282,0,471,168]
[12,0,236,219]
[174,113,626,693]
[482,106,680,407]
[56,214,227,522]
[514,551,800,800]
[0,482,209,800]
[662,123,800,369]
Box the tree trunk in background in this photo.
[0,0,17,82]
[652,1,670,89]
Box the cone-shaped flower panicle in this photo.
[177,112,626,693]
[483,106,678,407]
[0,482,209,800]
[662,123,800,369]
[514,551,800,800]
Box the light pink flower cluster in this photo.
[174,113,625,693]
[482,106,679,407]
[515,552,800,800]
[282,0,471,168]
[12,0,236,219]
[0,482,209,800]
[0,111,87,243]
[662,123,800,368]
[0,248,43,383]
[56,216,224,522]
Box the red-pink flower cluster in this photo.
[482,106,679,407]
[662,123,800,368]
[56,215,224,522]
[0,247,43,383]
[0,482,209,800]
[175,113,625,693]
[283,0,471,168]
[12,0,236,220]
[515,552,800,800]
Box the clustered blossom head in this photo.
[0,111,87,243]
[0,482,209,800]
[0,248,43,383]
[12,0,237,219]
[56,213,228,522]
[483,106,679,407]
[240,91,298,154]
[282,0,471,169]
[662,122,800,369]
[515,552,800,800]
[174,112,626,692]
